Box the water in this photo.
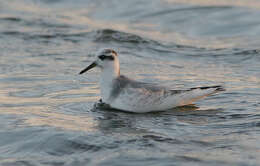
[0,0,260,165]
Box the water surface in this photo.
[0,0,260,165]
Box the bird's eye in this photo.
[99,55,106,60]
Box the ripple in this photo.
[233,49,260,55]
[94,29,159,45]
[165,0,260,9]
[45,137,101,156]
[1,30,91,43]
[140,6,231,18]
[9,90,45,98]
[176,155,202,162]
[0,76,45,83]
[1,160,35,166]
[0,17,22,22]
[1,31,26,37]
[142,134,183,144]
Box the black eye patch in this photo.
[98,55,114,61]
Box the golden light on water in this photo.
[1,106,97,132]
[0,87,99,132]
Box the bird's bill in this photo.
[79,62,97,74]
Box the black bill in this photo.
[79,62,97,74]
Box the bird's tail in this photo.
[177,85,225,106]
[189,85,225,93]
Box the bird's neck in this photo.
[99,66,120,103]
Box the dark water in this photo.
[1,0,260,165]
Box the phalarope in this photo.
[79,48,224,113]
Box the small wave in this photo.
[1,31,26,36]
[165,0,260,9]
[93,29,188,55]
[233,49,260,56]
[46,138,102,156]
[31,20,71,29]
[9,90,45,98]
[0,17,22,22]
[142,134,183,144]
[1,160,34,166]
[94,29,157,45]
[1,30,91,42]
[140,6,231,18]
[0,16,69,30]
[27,32,91,40]
[176,155,202,162]
[94,29,210,54]
[1,28,210,55]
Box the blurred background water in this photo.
[0,0,260,165]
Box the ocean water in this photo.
[0,0,260,165]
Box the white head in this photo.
[79,48,120,77]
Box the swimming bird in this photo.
[79,48,224,113]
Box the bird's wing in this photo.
[109,76,225,112]
[108,75,166,103]
[114,75,224,96]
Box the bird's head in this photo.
[79,48,120,76]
